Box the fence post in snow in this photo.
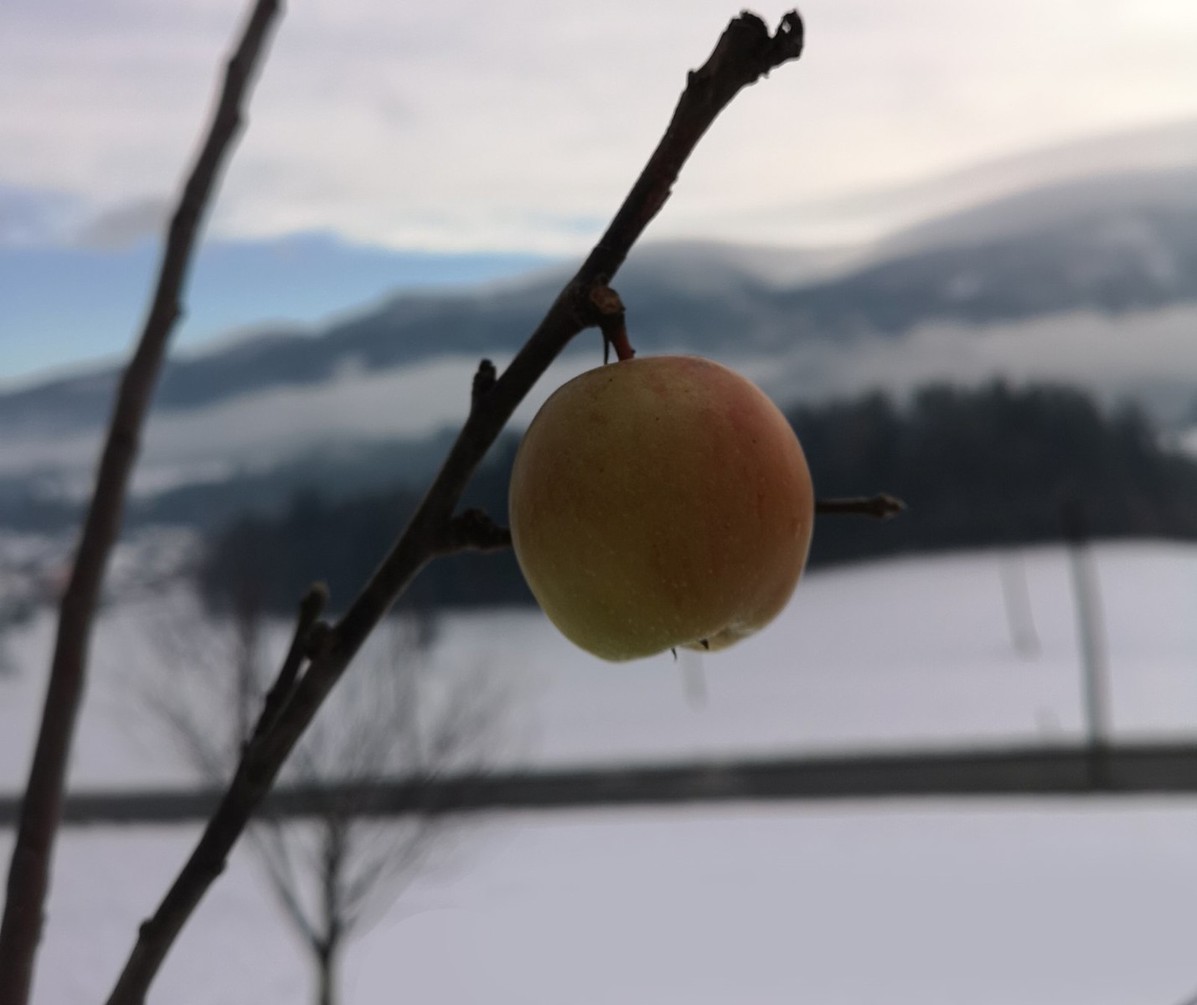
[1061,498,1112,787]
[999,551,1040,658]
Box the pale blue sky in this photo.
[0,232,552,385]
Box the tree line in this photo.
[199,379,1197,614]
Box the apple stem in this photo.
[587,283,636,362]
[606,321,637,362]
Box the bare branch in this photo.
[0,3,282,1003]
[104,13,806,1003]
[248,827,322,950]
[137,599,493,1004]
[431,495,909,558]
[816,494,907,520]
[435,509,513,556]
[470,359,498,408]
[253,583,329,743]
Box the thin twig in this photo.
[470,358,498,407]
[103,12,806,1004]
[0,4,282,1004]
[436,509,513,555]
[816,495,907,520]
[253,583,329,742]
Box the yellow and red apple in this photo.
[509,355,814,661]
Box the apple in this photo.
[509,354,814,661]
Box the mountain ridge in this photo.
[4,162,1196,441]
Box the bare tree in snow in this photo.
[140,580,510,1005]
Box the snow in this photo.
[8,803,1197,1005]
[3,540,1197,1003]
[439,540,1197,763]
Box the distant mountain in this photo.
[2,160,1197,500]
[0,241,847,436]
[878,164,1197,254]
[779,166,1197,335]
[798,118,1197,245]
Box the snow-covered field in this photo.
[3,541,1197,1003]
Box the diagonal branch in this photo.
[0,4,283,1004]
[102,11,806,1004]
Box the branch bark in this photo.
[103,11,805,1003]
[0,4,282,1004]
[815,494,906,520]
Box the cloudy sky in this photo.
[3,0,1196,380]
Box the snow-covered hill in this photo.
[2,542,1197,1003]
[5,541,1197,791]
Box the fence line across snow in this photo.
[3,741,1197,828]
